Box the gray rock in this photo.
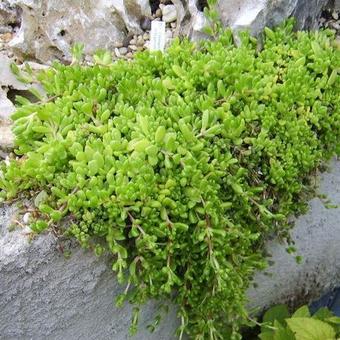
[162,5,177,23]
[335,0,340,11]
[170,0,210,41]
[5,0,151,63]
[129,44,138,51]
[155,8,162,18]
[114,41,124,48]
[0,124,14,150]
[0,53,28,90]
[331,21,340,30]
[0,2,18,27]
[1,159,340,338]
[0,90,15,122]
[118,46,128,55]
[218,0,329,34]
[1,0,336,64]
[114,47,121,58]
[177,0,330,42]
[136,36,145,46]
[140,16,152,31]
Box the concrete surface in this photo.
[0,159,340,339]
[248,158,340,312]
[0,206,179,340]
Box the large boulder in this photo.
[6,0,151,62]
[218,0,329,34]
[177,0,331,40]
[1,159,340,339]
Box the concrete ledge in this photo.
[248,158,340,311]
[1,159,340,339]
[0,206,178,340]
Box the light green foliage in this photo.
[0,20,339,339]
[259,304,340,339]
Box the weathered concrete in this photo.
[0,205,179,340]
[248,158,340,312]
[1,159,340,339]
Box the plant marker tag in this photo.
[150,21,166,52]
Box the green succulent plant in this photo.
[0,19,339,339]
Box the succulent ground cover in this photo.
[0,20,339,339]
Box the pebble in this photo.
[129,45,138,51]
[122,34,132,47]
[140,16,151,31]
[144,40,150,49]
[126,52,133,59]
[170,22,177,29]
[23,213,31,224]
[155,8,162,18]
[331,21,340,30]
[84,55,93,64]
[136,36,144,47]
[114,47,120,58]
[0,32,13,42]
[113,41,123,48]
[319,8,340,36]
[130,38,137,45]
[143,32,150,40]
[162,5,177,23]
[119,47,128,55]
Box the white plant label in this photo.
[150,21,166,52]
